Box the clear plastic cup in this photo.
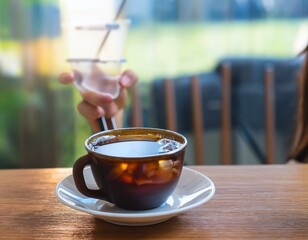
[68,58,126,99]
[65,19,130,60]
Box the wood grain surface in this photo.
[0,165,307,240]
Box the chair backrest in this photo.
[128,57,302,165]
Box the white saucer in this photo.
[55,167,215,226]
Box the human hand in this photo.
[59,70,138,132]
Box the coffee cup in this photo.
[73,127,187,210]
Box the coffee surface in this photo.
[92,139,181,157]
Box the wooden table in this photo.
[1,164,308,239]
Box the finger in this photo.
[119,70,138,88]
[59,73,74,84]
[77,100,105,133]
[99,102,119,118]
[114,87,128,110]
[87,118,102,133]
[77,100,105,120]
[80,90,113,108]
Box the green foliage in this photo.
[0,0,10,37]
[126,19,308,82]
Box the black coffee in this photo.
[74,128,186,210]
[88,135,184,210]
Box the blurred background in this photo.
[0,0,307,168]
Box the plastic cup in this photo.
[65,19,130,60]
[68,58,126,99]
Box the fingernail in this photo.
[121,75,130,86]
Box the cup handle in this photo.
[73,154,109,200]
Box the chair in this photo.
[128,57,302,165]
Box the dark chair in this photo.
[127,56,303,165]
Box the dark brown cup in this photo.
[73,127,187,210]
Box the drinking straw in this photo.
[95,0,127,58]
[96,0,127,131]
